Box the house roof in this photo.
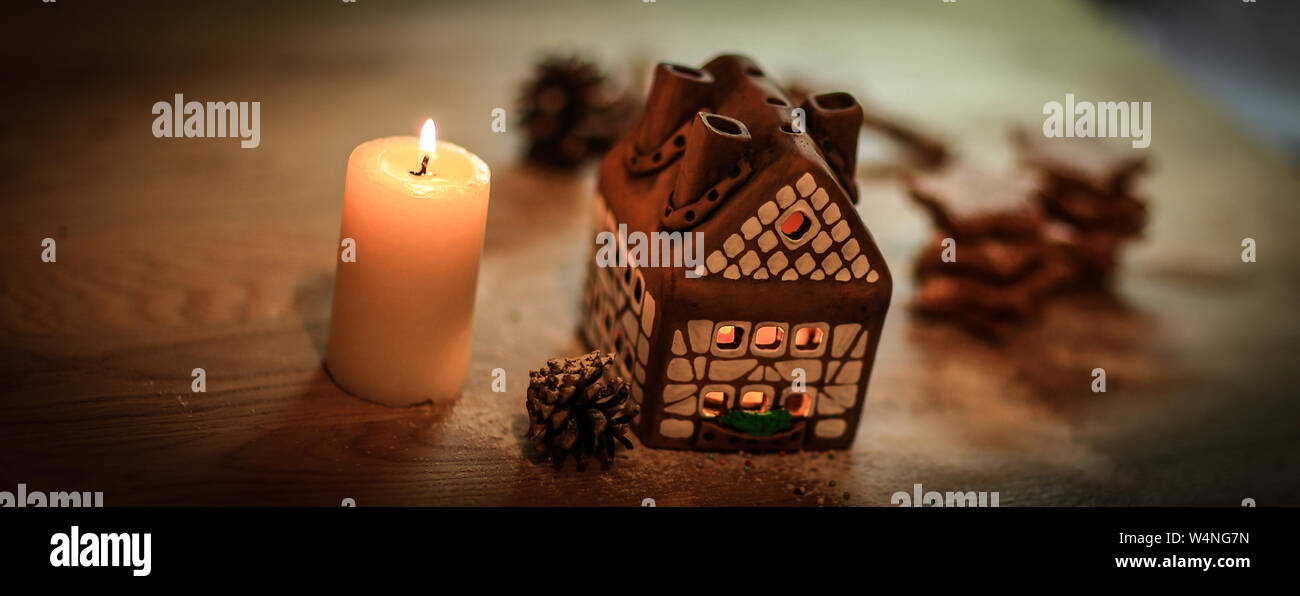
[596,54,892,316]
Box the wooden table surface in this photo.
[2,0,1297,506]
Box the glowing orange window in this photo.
[753,325,784,350]
[784,393,812,417]
[701,391,727,417]
[793,326,823,350]
[780,211,812,240]
[739,391,770,412]
[715,325,745,350]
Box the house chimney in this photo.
[665,113,750,226]
[634,63,715,156]
[802,92,863,201]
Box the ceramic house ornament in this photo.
[580,54,892,451]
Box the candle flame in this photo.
[419,119,437,157]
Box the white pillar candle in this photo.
[327,119,491,406]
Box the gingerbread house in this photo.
[580,55,892,450]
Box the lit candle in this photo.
[327,119,491,406]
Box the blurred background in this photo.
[1090,0,1300,162]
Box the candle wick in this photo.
[410,154,429,176]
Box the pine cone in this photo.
[518,55,636,169]
[526,351,638,471]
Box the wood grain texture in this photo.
[1,0,1297,506]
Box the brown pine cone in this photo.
[518,55,636,169]
[526,351,637,471]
